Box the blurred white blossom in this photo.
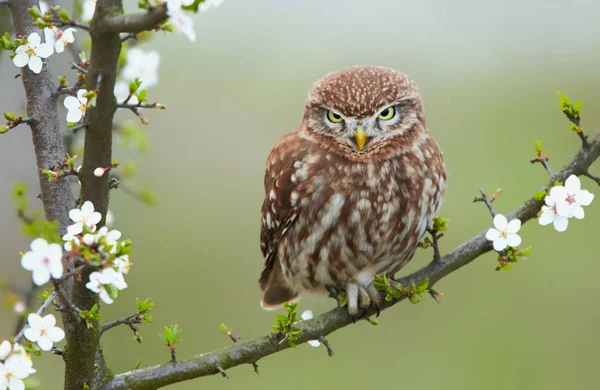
[82,0,97,21]
[21,238,63,286]
[113,81,139,104]
[86,268,127,305]
[199,0,224,12]
[121,48,160,88]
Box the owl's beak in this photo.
[355,126,368,150]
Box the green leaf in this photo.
[219,323,229,335]
[140,189,156,205]
[415,278,429,293]
[136,297,154,314]
[0,32,15,51]
[159,325,182,346]
[432,217,449,232]
[27,7,42,18]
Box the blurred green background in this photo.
[2,0,600,389]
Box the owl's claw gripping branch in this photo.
[326,285,343,307]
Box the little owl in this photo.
[259,65,446,316]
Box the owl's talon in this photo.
[326,285,342,307]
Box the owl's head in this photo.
[301,65,426,158]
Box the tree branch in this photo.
[100,134,600,389]
[96,4,168,34]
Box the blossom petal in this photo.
[555,200,571,217]
[307,340,320,347]
[485,228,501,241]
[37,335,53,351]
[64,96,81,112]
[28,55,43,74]
[492,237,507,251]
[81,201,94,216]
[87,211,102,226]
[32,267,51,286]
[12,52,30,68]
[27,32,41,46]
[42,314,56,329]
[47,326,65,342]
[553,216,569,232]
[0,340,11,360]
[66,108,83,123]
[30,237,48,252]
[8,378,25,390]
[538,209,555,226]
[27,313,44,330]
[67,223,83,236]
[493,214,508,230]
[77,89,88,104]
[570,204,584,219]
[69,208,83,222]
[99,289,114,304]
[506,219,521,234]
[576,190,594,206]
[55,40,65,53]
[34,42,53,58]
[24,327,41,343]
[550,186,567,200]
[565,175,581,194]
[506,233,521,248]
[21,251,42,271]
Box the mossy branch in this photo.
[99,135,600,389]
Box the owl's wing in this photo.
[259,133,307,307]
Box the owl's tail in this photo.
[259,260,299,310]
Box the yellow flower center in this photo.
[26,47,36,56]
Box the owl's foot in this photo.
[346,283,381,322]
[326,285,342,307]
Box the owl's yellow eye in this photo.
[327,111,343,123]
[378,106,395,121]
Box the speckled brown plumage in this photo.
[259,65,446,315]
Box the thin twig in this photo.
[101,314,141,334]
[473,187,497,218]
[117,102,165,110]
[530,156,554,176]
[71,122,88,133]
[70,61,88,74]
[14,291,57,343]
[222,328,259,374]
[426,227,442,263]
[583,171,600,186]
[319,336,335,357]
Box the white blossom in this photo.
[53,27,77,53]
[0,352,36,390]
[485,214,522,251]
[93,167,106,177]
[86,268,127,305]
[68,201,101,235]
[113,81,139,105]
[121,48,160,88]
[538,186,570,232]
[165,1,196,42]
[538,175,594,232]
[12,33,54,74]
[23,314,65,352]
[96,227,122,254]
[13,302,26,315]
[63,89,88,123]
[21,238,63,286]
[199,0,224,12]
[300,310,320,347]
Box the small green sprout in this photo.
[272,302,302,348]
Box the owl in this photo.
[259,65,446,317]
